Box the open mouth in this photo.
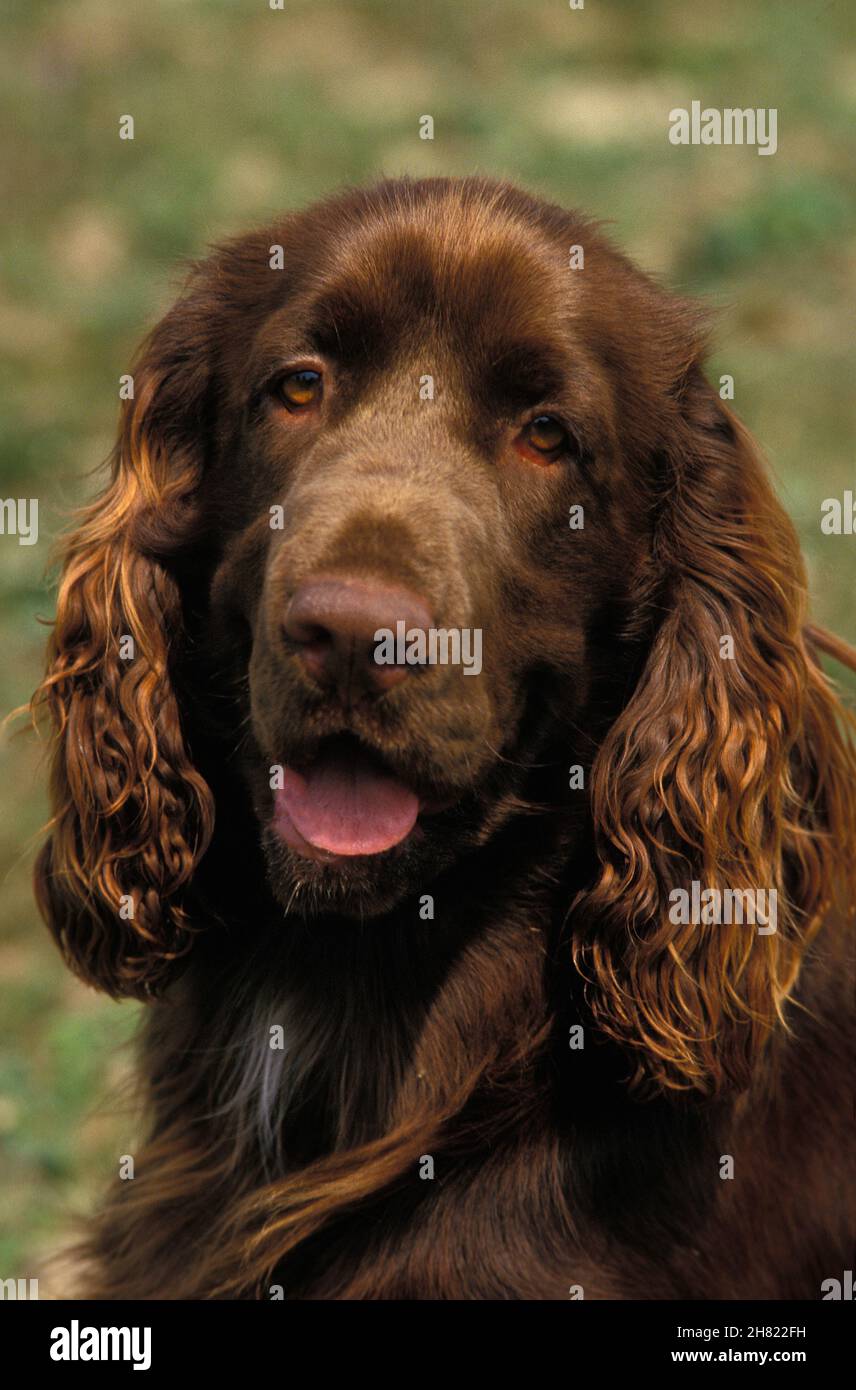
[272,735,424,861]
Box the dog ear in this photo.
[32,286,217,998]
[576,365,856,1096]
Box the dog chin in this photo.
[260,821,453,919]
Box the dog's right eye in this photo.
[526,416,567,454]
[273,369,323,410]
[515,414,572,465]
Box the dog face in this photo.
[201,187,659,916]
[35,177,851,1096]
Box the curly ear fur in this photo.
[32,338,215,998]
[574,371,856,1097]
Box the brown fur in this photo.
[33,177,856,1298]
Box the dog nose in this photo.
[283,575,434,697]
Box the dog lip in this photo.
[419,793,458,814]
[276,733,459,805]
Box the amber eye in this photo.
[524,415,569,456]
[275,369,322,410]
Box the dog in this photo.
[33,176,856,1299]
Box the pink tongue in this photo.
[274,744,419,856]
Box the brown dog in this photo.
[34,177,856,1298]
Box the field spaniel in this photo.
[34,176,856,1300]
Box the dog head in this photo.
[34,177,854,1094]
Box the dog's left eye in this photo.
[274,369,322,410]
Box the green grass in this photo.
[1,0,854,1270]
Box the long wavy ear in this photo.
[574,365,856,1097]
[32,298,216,998]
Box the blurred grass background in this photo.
[1,0,854,1277]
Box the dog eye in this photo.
[274,369,322,410]
[527,416,567,453]
[516,414,570,463]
